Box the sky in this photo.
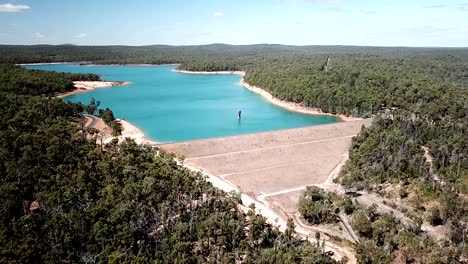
[0,0,467,47]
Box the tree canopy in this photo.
[0,64,99,96]
[0,59,339,263]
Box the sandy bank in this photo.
[172,69,245,75]
[173,69,362,122]
[19,62,180,67]
[17,62,71,66]
[83,63,180,67]
[240,79,362,122]
[88,116,157,145]
[55,81,131,98]
[113,119,155,145]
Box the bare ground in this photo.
[161,120,371,263]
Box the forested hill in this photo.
[0,64,99,96]
[2,44,468,72]
[0,65,339,262]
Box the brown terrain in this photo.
[161,119,372,262]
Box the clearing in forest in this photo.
[161,119,371,217]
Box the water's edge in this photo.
[24,64,343,142]
[173,69,362,122]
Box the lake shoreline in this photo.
[52,80,156,145]
[82,63,180,67]
[18,62,72,66]
[172,69,244,75]
[18,62,180,67]
[44,64,360,144]
[115,119,157,145]
[55,81,131,98]
[172,69,362,122]
[86,115,158,145]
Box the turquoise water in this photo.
[25,64,339,142]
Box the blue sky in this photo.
[0,0,467,47]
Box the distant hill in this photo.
[1,44,467,65]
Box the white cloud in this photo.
[33,32,45,38]
[213,11,223,17]
[0,3,31,12]
[75,33,88,39]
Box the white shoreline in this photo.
[17,62,71,66]
[87,115,158,145]
[52,79,157,144]
[19,62,180,67]
[22,63,156,144]
[83,63,180,67]
[172,69,362,122]
[59,81,157,144]
[109,119,157,145]
[55,81,131,98]
[172,69,244,75]
[60,67,361,146]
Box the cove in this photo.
[24,64,339,142]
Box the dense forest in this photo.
[1,44,467,262]
[298,186,464,263]
[0,64,99,96]
[0,66,339,263]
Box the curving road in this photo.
[84,114,98,129]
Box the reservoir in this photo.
[25,64,339,142]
